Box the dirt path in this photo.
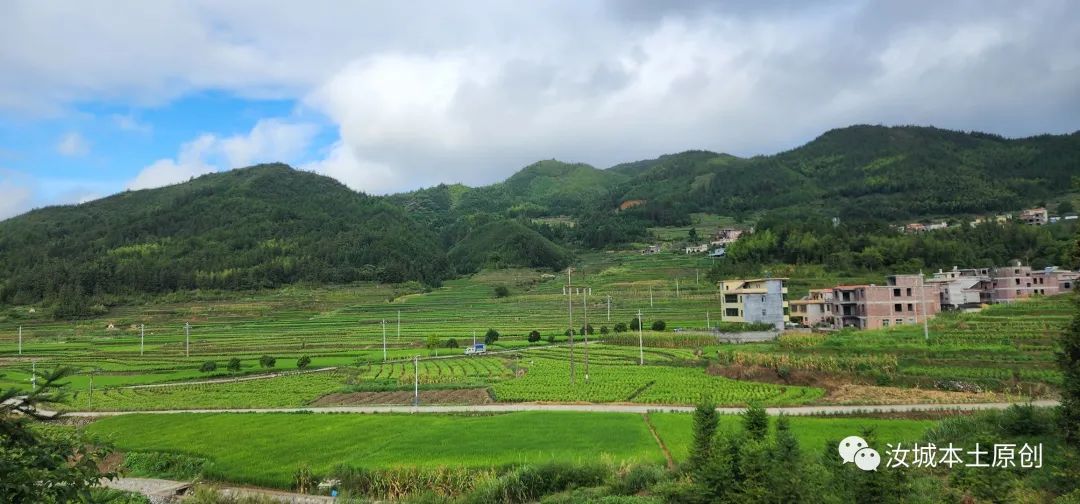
[62,399,1059,417]
[101,477,336,503]
[642,413,675,470]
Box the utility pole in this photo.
[649,287,654,308]
[397,311,401,342]
[17,326,21,355]
[140,324,145,356]
[696,269,700,285]
[637,309,644,366]
[606,295,611,322]
[88,371,93,409]
[30,360,36,391]
[919,271,930,343]
[184,322,190,358]
[706,311,711,330]
[472,329,476,346]
[382,320,388,361]
[566,268,575,385]
[676,278,680,298]
[413,355,419,406]
[582,288,589,381]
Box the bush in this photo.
[608,464,666,496]
[297,356,311,370]
[446,338,459,349]
[199,361,217,373]
[580,324,594,335]
[293,464,316,493]
[494,285,510,298]
[259,355,276,368]
[226,358,241,372]
[650,320,666,331]
[547,334,556,343]
[613,323,628,333]
[1000,403,1052,436]
[629,318,642,331]
[462,462,611,504]
[484,329,500,345]
[528,330,541,343]
[600,326,609,335]
[121,451,209,480]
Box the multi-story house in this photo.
[830,274,940,330]
[989,262,1079,302]
[1020,207,1048,225]
[719,278,789,330]
[789,288,834,327]
[928,267,992,309]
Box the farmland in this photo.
[85,411,935,489]
[0,249,1072,413]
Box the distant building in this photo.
[711,228,744,246]
[988,261,1079,302]
[1065,214,1079,221]
[903,223,927,233]
[1020,207,1048,225]
[719,278,789,330]
[684,244,710,254]
[831,274,941,330]
[641,244,662,255]
[926,221,948,231]
[790,289,834,327]
[618,199,646,211]
[709,248,726,257]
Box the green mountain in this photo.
[0,164,449,310]
[448,220,571,274]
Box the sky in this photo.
[1,0,1078,220]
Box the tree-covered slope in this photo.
[447,219,571,273]
[0,164,449,308]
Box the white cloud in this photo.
[0,174,34,220]
[128,119,319,190]
[128,134,217,190]
[55,131,90,156]
[112,114,152,134]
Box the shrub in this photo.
[629,318,641,331]
[580,324,594,335]
[613,323,628,333]
[1000,403,1052,436]
[600,326,609,335]
[528,330,541,343]
[293,464,316,493]
[494,286,510,298]
[297,356,311,370]
[199,361,217,373]
[609,464,666,496]
[226,358,241,372]
[259,355,277,368]
[547,334,556,344]
[446,338,459,349]
[650,320,666,331]
[121,451,208,480]
[484,329,500,345]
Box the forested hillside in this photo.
[0,165,448,312]
[2,125,1079,316]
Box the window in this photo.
[906,288,912,296]
[761,309,766,316]
[907,303,914,312]
[894,303,903,312]
[895,319,904,325]
[760,295,765,302]
[1015,278,1021,285]
[725,308,739,317]
[783,307,790,315]
[724,294,737,303]
[882,320,889,327]
[893,288,901,296]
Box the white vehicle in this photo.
[464,343,487,355]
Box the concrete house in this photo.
[989,262,1079,302]
[790,288,834,327]
[831,274,941,330]
[1020,207,1048,225]
[684,244,710,254]
[928,267,992,309]
[719,278,789,330]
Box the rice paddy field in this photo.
[85,411,934,489]
[0,249,1072,412]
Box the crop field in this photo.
[85,411,935,489]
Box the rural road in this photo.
[63,399,1059,417]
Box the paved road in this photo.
[101,477,334,503]
[64,399,1059,417]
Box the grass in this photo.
[86,411,938,490]
[87,411,664,488]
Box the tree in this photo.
[613,322,628,333]
[494,285,510,298]
[226,358,241,372]
[0,367,113,503]
[484,328,500,345]
[651,320,666,331]
[687,400,718,474]
[259,355,277,368]
[528,330,541,342]
[1060,294,1080,449]
[297,356,311,369]
[199,361,217,373]
[743,405,769,441]
[426,335,439,349]
[688,227,699,242]
[629,317,642,331]
[1060,200,1076,215]
[580,323,594,335]
[446,338,459,348]
[770,415,807,502]
[599,325,609,335]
